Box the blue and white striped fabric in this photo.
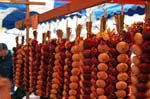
[93,4,145,19]
[1,0,70,29]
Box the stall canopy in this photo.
[93,4,145,19]
[0,0,145,29]
[1,0,71,29]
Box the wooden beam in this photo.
[10,1,45,5]
[0,0,45,5]
[26,0,30,44]
[0,0,10,2]
[15,0,111,28]
[111,0,149,4]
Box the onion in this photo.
[142,41,150,53]
[140,54,150,63]
[96,79,106,88]
[80,94,90,99]
[135,92,146,99]
[69,82,78,90]
[65,50,72,58]
[81,66,91,74]
[50,94,57,99]
[83,38,98,49]
[131,75,138,85]
[97,63,108,71]
[97,41,110,53]
[131,65,140,75]
[68,96,76,99]
[147,80,150,89]
[90,93,96,99]
[82,49,92,58]
[136,83,147,92]
[108,58,118,68]
[80,80,91,88]
[129,94,136,99]
[72,54,81,61]
[105,84,115,94]
[108,93,116,99]
[91,47,99,57]
[64,65,69,71]
[51,89,58,94]
[81,87,91,94]
[117,54,129,63]
[134,32,143,45]
[116,41,129,54]
[116,81,128,90]
[117,72,129,81]
[131,44,142,56]
[65,41,72,50]
[115,90,127,98]
[108,48,118,58]
[96,87,105,95]
[81,74,91,80]
[83,58,93,66]
[69,89,77,96]
[78,40,84,51]
[71,68,80,75]
[146,89,150,97]
[51,84,59,89]
[98,53,110,63]
[116,63,128,72]
[55,53,61,60]
[71,45,80,53]
[70,75,79,82]
[97,95,107,99]
[132,56,140,65]
[52,72,61,78]
[52,78,60,84]
[106,74,117,84]
[72,61,82,68]
[97,71,108,80]
[62,90,67,98]
[139,63,150,74]
[142,27,150,41]
[129,85,137,94]
[108,67,118,76]
[137,74,148,83]
[91,57,99,65]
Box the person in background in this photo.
[0,77,11,99]
[0,43,14,93]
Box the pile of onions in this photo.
[130,27,150,99]
[50,30,65,99]
[62,28,73,99]
[34,43,42,95]
[22,44,30,92]
[96,38,109,99]
[116,41,130,98]
[46,37,56,97]
[103,33,119,99]
[36,34,49,96]
[13,40,24,87]
[28,34,38,92]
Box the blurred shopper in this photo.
[0,77,11,99]
[0,43,14,93]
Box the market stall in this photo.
[2,0,150,99]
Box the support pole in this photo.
[145,1,150,26]
[26,0,30,44]
[25,2,30,99]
